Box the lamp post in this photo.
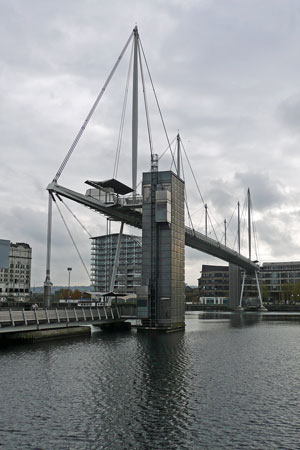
[67,267,72,304]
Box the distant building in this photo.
[197,261,300,306]
[0,241,32,301]
[91,233,142,293]
[198,265,229,297]
[260,261,300,302]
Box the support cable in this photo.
[56,194,93,238]
[223,202,238,248]
[113,39,134,179]
[137,39,154,158]
[181,139,219,241]
[238,194,248,253]
[158,136,177,162]
[139,38,177,170]
[251,199,260,262]
[179,148,194,229]
[53,30,134,183]
[53,197,92,282]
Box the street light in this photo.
[67,267,72,303]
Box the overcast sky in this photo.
[1,0,300,287]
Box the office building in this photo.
[0,241,32,301]
[261,261,300,302]
[198,265,229,300]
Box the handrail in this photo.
[0,306,125,330]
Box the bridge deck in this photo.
[0,306,132,334]
[48,182,259,272]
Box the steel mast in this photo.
[43,29,134,307]
[132,26,139,195]
[177,133,181,178]
[248,188,251,260]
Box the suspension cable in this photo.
[180,140,205,206]
[179,147,194,229]
[158,136,177,162]
[53,30,134,183]
[53,197,92,282]
[139,38,177,170]
[180,139,219,241]
[138,38,154,158]
[251,197,260,262]
[238,193,248,252]
[113,39,134,179]
[56,194,93,238]
[223,202,238,247]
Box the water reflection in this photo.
[196,311,263,328]
[229,313,262,328]
[1,319,299,449]
[135,331,189,448]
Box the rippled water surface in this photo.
[0,313,299,450]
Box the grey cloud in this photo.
[2,0,300,286]
[277,95,300,131]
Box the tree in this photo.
[281,283,293,304]
[261,284,270,302]
[292,281,300,303]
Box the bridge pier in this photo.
[229,264,242,309]
[137,170,185,332]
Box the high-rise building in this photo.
[0,241,32,301]
[91,233,142,293]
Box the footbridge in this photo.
[43,26,262,333]
[48,181,259,273]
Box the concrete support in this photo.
[229,263,241,309]
[137,170,185,332]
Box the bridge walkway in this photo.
[48,182,259,272]
[0,306,134,335]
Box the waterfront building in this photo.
[260,261,300,302]
[0,241,32,301]
[198,265,229,300]
[91,233,142,293]
[199,296,229,305]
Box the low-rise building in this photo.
[198,265,229,300]
[260,261,300,302]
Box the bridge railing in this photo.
[0,306,120,329]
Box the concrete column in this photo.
[229,263,241,309]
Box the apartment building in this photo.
[261,261,300,302]
[91,233,142,293]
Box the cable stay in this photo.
[249,190,260,262]
[113,39,134,180]
[180,138,219,242]
[139,38,177,171]
[56,194,93,238]
[53,29,134,183]
[179,145,194,230]
[52,196,92,283]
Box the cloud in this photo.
[1,0,300,286]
